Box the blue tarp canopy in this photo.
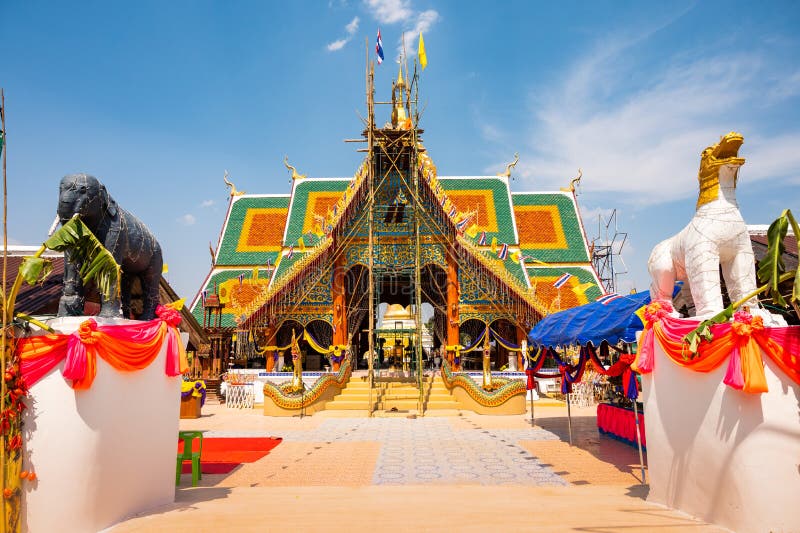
[528,291,651,348]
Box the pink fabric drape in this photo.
[19,304,188,389]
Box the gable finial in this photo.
[497,153,520,179]
[284,156,306,181]
[223,170,245,196]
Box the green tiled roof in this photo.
[216,195,290,266]
[439,177,517,245]
[525,265,604,310]
[512,192,591,263]
[190,268,271,328]
[271,250,308,284]
[283,179,349,246]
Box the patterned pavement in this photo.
[204,417,565,486]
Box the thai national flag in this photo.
[201,289,208,305]
[376,29,385,64]
[237,273,245,287]
[478,231,487,245]
[286,245,294,260]
[553,273,573,289]
[449,205,457,218]
[596,293,622,305]
[455,217,469,233]
[497,243,509,260]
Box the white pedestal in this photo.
[643,337,800,533]
[22,317,181,533]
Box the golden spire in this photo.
[391,64,410,129]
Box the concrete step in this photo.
[425,400,461,409]
[379,399,420,410]
[325,400,379,410]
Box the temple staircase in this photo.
[324,373,460,415]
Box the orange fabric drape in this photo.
[18,305,187,390]
[638,307,798,393]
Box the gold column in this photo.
[332,254,347,371]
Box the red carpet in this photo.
[179,437,283,475]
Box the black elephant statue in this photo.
[56,173,163,320]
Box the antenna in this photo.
[591,209,628,293]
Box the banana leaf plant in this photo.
[683,209,800,357]
[1,215,120,532]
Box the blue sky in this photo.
[2,0,799,300]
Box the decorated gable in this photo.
[216,195,290,266]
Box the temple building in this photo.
[190,66,603,380]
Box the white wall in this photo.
[22,317,180,533]
[642,338,800,533]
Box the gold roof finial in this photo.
[223,170,245,196]
[497,153,519,179]
[391,65,409,129]
[284,156,307,181]
[560,168,582,193]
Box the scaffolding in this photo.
[242,56,547,416]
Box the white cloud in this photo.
[178,214,196,226]
[327,39,348,52]
[362,0,438,59]
[364,0,412,24]
[404,9,438,51]
[516,35,800,206]
[346,16,360,35]
[327,16,360,52]
[200,199,214,208]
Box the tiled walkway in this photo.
[204,418,564,486]
[110,404,726,532]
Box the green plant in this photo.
[1,215,121,532]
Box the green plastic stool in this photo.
[176,430,203,486]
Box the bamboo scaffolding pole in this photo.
[367,58,376,416]
[1,86,7,533]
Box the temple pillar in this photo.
[516,325,527,370]
[446,254,461,369]
[332,254,347,370]
[264,324,277,372]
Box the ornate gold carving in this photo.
[697,132,745,208]
[497,153,519,179]
[223,170,245,196]
[284,156,307,181]
[560,168,582,193]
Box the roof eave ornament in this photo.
[284,156,307,181]
[223,170,246,196]
[497,152,519,180]
[560,168,582,194]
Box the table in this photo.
[596,403,646,449]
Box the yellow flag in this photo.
[418,33,428,70]
[491,237,498,254]
[571,282,595,296]
[298,236,306,253]
[162,263,169,274]
[252,267,259,281]
[511,251,522,263]
[465,224,479,238]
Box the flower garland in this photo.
[180,380,207,407]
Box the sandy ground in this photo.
[109,402,727,533]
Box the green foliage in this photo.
[44,216,121,300]
[18,257,52,286]
[682,305,734,357]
